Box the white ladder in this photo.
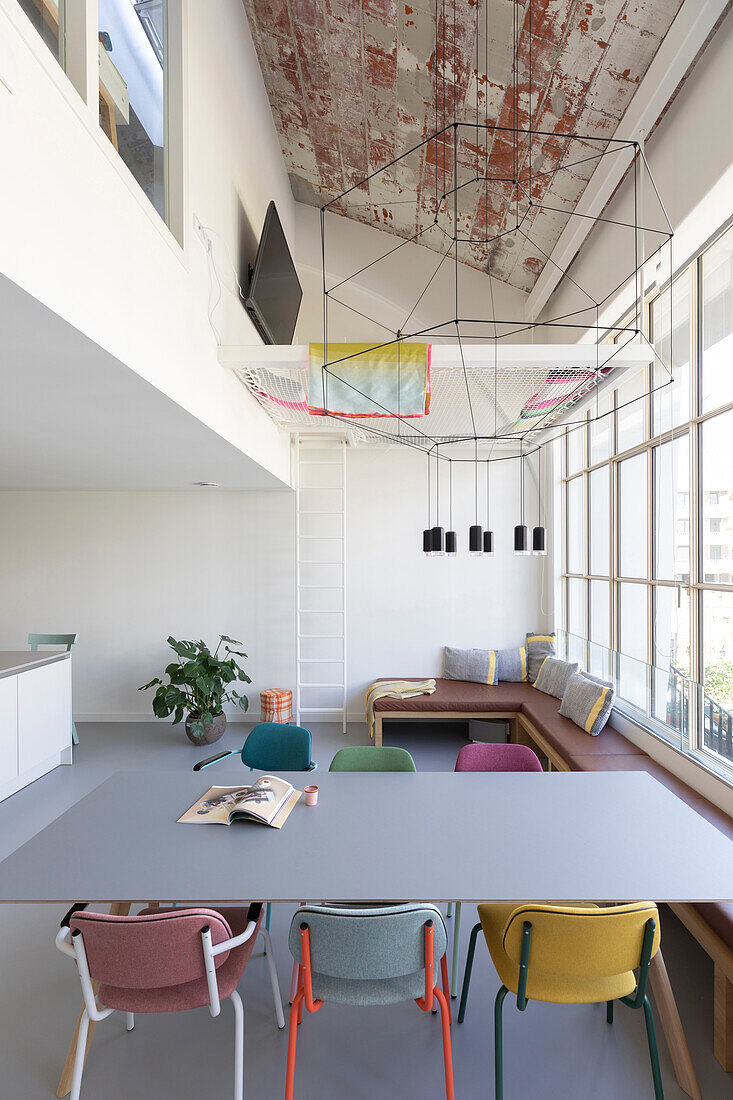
[294,435,347,733]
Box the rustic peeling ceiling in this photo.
[243,0,684,291]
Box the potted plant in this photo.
[140,635,251,745]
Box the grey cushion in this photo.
[559,671,616,736]
[534,657,579,700]
[494,646,528,683]
[443,647,493,684]
[289,903,447,1007]
[525,632,556,683]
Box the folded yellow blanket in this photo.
[364,679,437,741]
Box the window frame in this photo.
[561,227,733,781]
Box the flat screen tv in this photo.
[244,202,302,345]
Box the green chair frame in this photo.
[28,633,79,745]
[458,916,663,1100]
[328,745,417,772]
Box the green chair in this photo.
[28,633,79,745]
[328,745,417,772]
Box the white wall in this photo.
[0,0,292,484]
[344,445,549,715]
[294,204,530,344]
[539,6,733,336]
[0,491,296,721]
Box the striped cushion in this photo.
[525,632,556,683]
[491,647,528,684]
[559,672,615,736]
[534,657,579,699]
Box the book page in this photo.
[178,776,297,825]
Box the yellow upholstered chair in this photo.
[457,901,663,1099]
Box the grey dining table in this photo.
[2,768,730,1100]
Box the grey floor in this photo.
[0,719,729,1099]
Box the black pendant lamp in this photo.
[532,444,547,555]
[514,444,529,555]
[430,452,445,556]
[469,440,483,555]
[483,459,494,555]
[446,459,457,555]
[422,452,432,555]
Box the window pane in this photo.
[589,466,610,575]
[701,411,733,585]
[702,590,733,764]
[16,0,65,66]
[618,453,648,578]
[616,370,647,453]
[590,580,610,648]
[567,579,586,640]
[652,586,690,740]
[654,435,690,582]
[619,582,648,710]
[701,227,733,413]
[99,0,167,221]
[589,390,612,464]
[566,421,586,475]
[652,276,690,431]
[566,476,585,573]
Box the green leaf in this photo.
[173,705,184,725]
[237,695,249,712]
[220,636,243,646]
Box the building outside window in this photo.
[98,0,167,222]
[15,0,65,67]
[561,222,733,775]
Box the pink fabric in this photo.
[71,906,262,1014]
[454,742,542,773]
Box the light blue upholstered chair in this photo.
[28,633,79,745]
[285,903,454,1099]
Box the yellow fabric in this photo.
[519,647,527,682]
[533,655,550,685]
[364,679,436,741]
[477,901,659,1004]
[584,687,610,732]
[487,651,497,685]
[527,634,555,643]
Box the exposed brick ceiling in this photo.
[243,0,684,292]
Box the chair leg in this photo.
[447,902,453,919]
[265,902,272,934]
[69,1009,89,1100]
[450,901,462,998]
[607,1000,614,1025]
[457,922,482,1024]
[643,995,665,1100]
[434,987,455,1100]
[440,953,451,1025]
[126,1012,135,1032]
[260,928,285,1028]
[494,985,509,1100]
[230,990,245,1100]
[71,721,79,746]
[289,959,300,1004]
[285,993,303,1100]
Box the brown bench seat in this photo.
[373,675,733,1072]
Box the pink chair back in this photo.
[454,742,542,773]
[69,908,233,989]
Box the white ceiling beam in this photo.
[525,0,730,322]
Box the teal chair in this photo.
[328,745,416,772]
[28,633,79,745]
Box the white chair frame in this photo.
[56,911,284,1100]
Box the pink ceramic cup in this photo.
[304,784,319,807]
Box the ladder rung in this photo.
[299,682,344,688]
[300,634,343,639]
[299,460,344,465]
[298,658,344,664]
[299,609,344,614]
[299,510,344,516]
[299,707,345,713]
[297,561,343,566]
[299,535,345,540]
[298,584,343,589]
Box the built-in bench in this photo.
[373,677,733,1080]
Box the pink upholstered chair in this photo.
[449,742,543,994]
[55,903,284,1100]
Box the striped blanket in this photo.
[365,679,437,741]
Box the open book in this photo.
[178,775,301,829]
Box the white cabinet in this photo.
[17,660,72,775]
[0,677,18,782]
